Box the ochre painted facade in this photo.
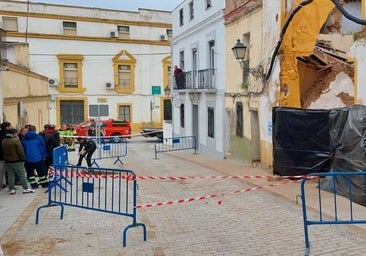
[280,0,335,107]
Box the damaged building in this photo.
[225,0,365,169]
[279,0,365,110]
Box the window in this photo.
[179,8,184,26]
[208,107,214,138]
[166,29,173,40]
[236,102,243,137]
[63,21,77,36]
[192,48,198,88]
[209,40,215,75]
[117,25,130,39]
[113,50,136,94]
[189,1,194,20]
[59,99,85,125]
[118,104,131,121]
[64,63,78,88]
[57,54,85,93]
[163,99,172,121]
[206,0,212,8]
[2,17,18,31]
[180,104,185,128]
[118,65,131,89]
[179,51,185,70]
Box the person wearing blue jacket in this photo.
[21,125,48,188]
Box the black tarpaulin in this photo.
[273,105,366,206]
[272,107,331,176]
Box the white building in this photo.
[171,0,226,157]
[0,0,173,131]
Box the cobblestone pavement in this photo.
[1,137,366,256]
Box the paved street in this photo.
[1,137,366,255]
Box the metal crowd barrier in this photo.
[53,145,69,165]
[35,164,146,247]
[62,135,128,167]
[91,139,128,167]
[154,136,197,159]
[301,171,366,256]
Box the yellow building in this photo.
[0,35,50,131]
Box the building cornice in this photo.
[5,32,171,46]
[224,2,263,25]
[0,10,172,28]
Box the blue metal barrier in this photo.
[91,140,128,167]
[301,171,366,256]
[53,145,68,165]
[154,136,197,159]
[37,146,146,247]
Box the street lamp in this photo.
[231,39,264,82]
[164,84,171,96]
[231,39,247,68]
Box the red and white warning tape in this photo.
[136,180,299,209]
[48,167,308,209]
[48,167,315,181]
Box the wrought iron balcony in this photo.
[173,68,216,91]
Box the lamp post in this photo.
[232,39,264,83]
[231,39,247,68]
[164,84,171,96]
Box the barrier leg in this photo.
[122,222,147,247]
[36,203,64,224]
[113,156,124,165]
[154,145,158,159]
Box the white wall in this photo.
[350,40,366,105]
[172,0,226,157]
[0,1,172,127]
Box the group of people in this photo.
[0,121,100,195]
[58,124,77,151]
[0,122,60,195]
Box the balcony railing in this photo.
[173,68,216,91]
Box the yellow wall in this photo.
[280,0,335,107]
[2,69,50,131]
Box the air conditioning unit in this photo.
[160,34,166,41]
[110,31,118,38]
[48,78,59,86]
[105,82,114,90]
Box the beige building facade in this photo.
[0,36,50,131]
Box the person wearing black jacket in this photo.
[43,124,60,172]
[76,137,97,167]
[0,121,11,189]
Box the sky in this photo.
[30,0,182,12]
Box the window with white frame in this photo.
[189,1,194,20]
[208,107,214,138]
[117,25,130,39]
[166,29,173,40]
[179,51,185,70]
[118,104,131,121]
[63,21,77,36]
[179,8,184,26]
[206,0,212,9]
[64,63,78,88]
[236,102,243,137]
[180,104,185,128]
[209,40,215,75]
[2,17,18,31]
[118,65,131,89]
